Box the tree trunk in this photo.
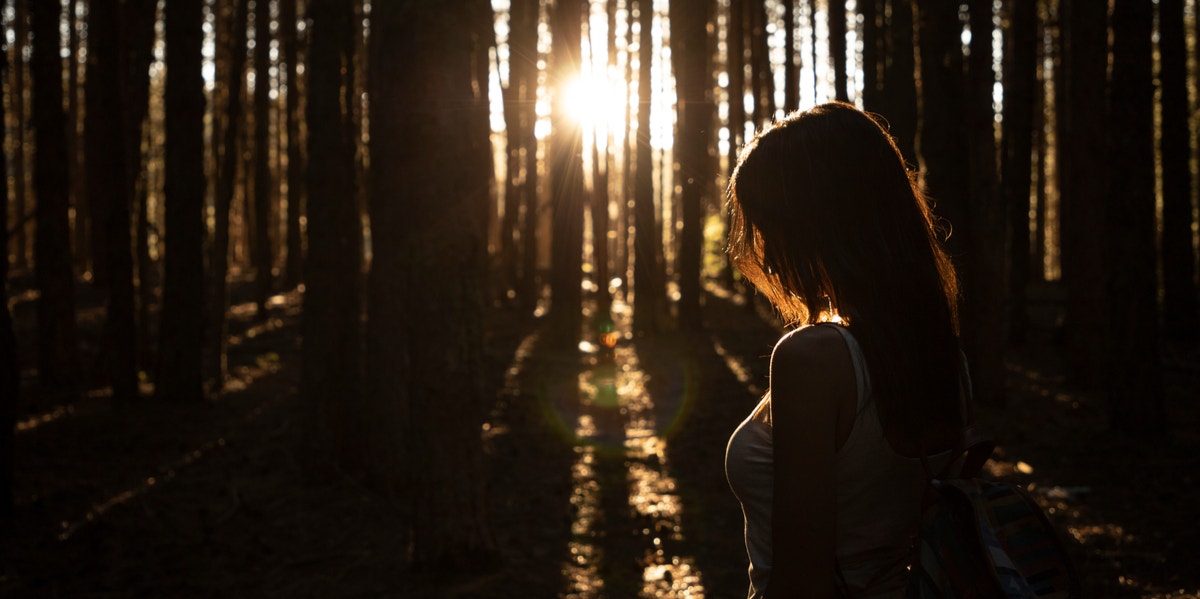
[0,26,18,528]
[885,0,918,166]
[304,0,364,473]
[964,0,1005,406]
[1107,0,1164,437]
[1160,0,1199,346]
[124,0,158,382]
[282,0,305,289]
[828,0,849,102]
[67,0,89,280]
[512,0,541,309]
[671,0,713,330]
[11,1,28,270]
[783,0,798,111]
[1057,0,1108,389]
[369,0,499,569]
[548,0,585,344]
[633,0,664,335]
[860,0,882,111]
[1001,0,1037,346]
[209,0,249,392]
[32,0,82,398]
[749,0,775,126]
[157,0,208,403]
[87,0,136,403]
[253,0,273,319]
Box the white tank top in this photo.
[724,323,951,598]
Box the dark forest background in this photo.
[1,0,1198,597]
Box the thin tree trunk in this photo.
[860,0,881,111]
[32,0,82,397]
[548,0,585,344]
[633,0,664,334]
[157,0,208,403]
[11,1,28,270]
[514,0,540,308]
[749,0,775,125]
[1058,0,1108,389]
[1160,0,1199,345]
[0,25,18,527]
[209,0,249,392]
[1002,0,1037,346]
[282,0,305,289]
[305,0,364,473]
[784,0,798,111]
[1107,0,1164,437]
[671,0,712,330]
[253,0,273,319]
[886,0,918,166]
[68,0,89,280]
[962,0,1006,406]
[828,0,848,101]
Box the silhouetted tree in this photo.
[671,0,714,330]
[783,0,798,111]
[1002,0,1038,345]
[281,0,305,289]
[860,0,882,111]
[1159,0,1200,346]
[253,0,273,319]
[548,0,585,343]
[209,0,250,391]
[1058,0,1108,388]
[157,0,208,403]
[304,0,363,470]
[633,0,665,334]
[87,0,137,403]
[828,0,848,101]
[369,0,498,569]
[10,1,28,270]
[31,0,82,397]
[885,0,919,166]
[124,0,158,380]
[964,0,1006,406]
[512,0,541,308]
[1,29,17,528]
[1107,0,1164,437]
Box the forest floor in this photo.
[1,275,1198,598]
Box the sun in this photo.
[562,73,623,136]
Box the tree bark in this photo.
[512,0,541,309]
[209,0,250,392]
[0,25,17,527]
[124,0,158,383]
[671,0,713,330]
[282,0,305,289]
[304,0,364,472]
[548,0,585,344]
[860,0,882,111]
[885,0,919,166]
[1160,0,1199,346]
[253,0,274,319]
[11,1,28,270]
[783,0,798,111]
[964,0,1005,406]
[828,0,849,101]
[67,0,89,280]
[157,0,208,403]
[32,0,82,397]
[369,0,499,569]
[1001,0,1037,346]
[1057,0,1108,389]
[1107,0,1164,437]
[633,0,664,335]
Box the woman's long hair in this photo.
[727,102,963,450]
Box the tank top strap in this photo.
[816,322,872,413]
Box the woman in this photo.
[724,102,966,598]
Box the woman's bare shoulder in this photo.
[772,324,851,366]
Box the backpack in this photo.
[906,432,1082,599]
